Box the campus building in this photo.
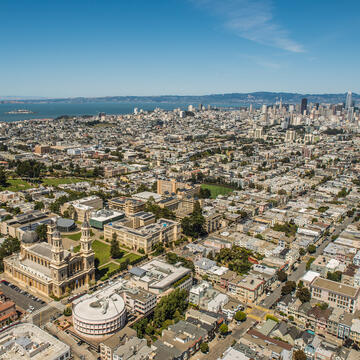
[104,212,181,253]
[61,196,103,222]
[89,209,124,230]
[128,259,193,296]
[72,285,127,338]
[108,197,145,216]
[157,179,200,197]
[3,218,95,298]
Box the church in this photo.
[3,217,95,298]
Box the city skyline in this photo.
[1,0,360,97]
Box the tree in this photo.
[307,244,316,254]
[35,224,48,241]
[277,269,288,282]
[0,237,20,272]
[144,201,176,221]
[133,318,148,338]
[110,233,122,259]
[234,311,247,322]
[296,287,311,303]
[207,252,214,260]
[281,281,296,296]
[181,201,206,238]
[63,307,72,316]
[327,271,342,282]
[299,248,306,256]
[15,160,44,178]
[216,246,253,275]
[219,323,228,336]
[0,168,7,187]
[306,257,315,270]
[153,288,188,329]
[199,188,211,199]
[34,201,44,210]
[317,302,329,310]
[200,342,209,353]
[293,350,307,360]
[152,243,165,256]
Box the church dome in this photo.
[22,230,39,244]
[53,229,61,239]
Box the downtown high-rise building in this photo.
[300,98,308,115]
[346,91,353,109]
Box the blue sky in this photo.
[1,0,359,97]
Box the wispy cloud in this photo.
[239,54,282,69]
[192,0,304,53]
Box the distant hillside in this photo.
[1,92,358,105]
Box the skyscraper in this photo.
[346,91,353,109]
[301,98,308,115]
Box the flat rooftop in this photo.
[135,259,191,290]
[311,277,359,298]
[0,323,70,360]
[90,209,124,222]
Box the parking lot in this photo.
[0,281,46,312]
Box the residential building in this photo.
[310,277,360,313]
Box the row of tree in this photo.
[181,201,207,238]
[133,288,188,338]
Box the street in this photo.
[261,216,354,309]
[45,322,96,360]
[191,318,256,360]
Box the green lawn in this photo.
[92,240,111,266]
[73,240,140,267]
[98,262,120,281]
[0,179,32,192]
[42,177,84,186]
[201,184,235,198]
[65,232,82,241]
[115,252,142,265]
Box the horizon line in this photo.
[0,90,356,101]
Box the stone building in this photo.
[3,218,95,298]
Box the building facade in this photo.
[104,212,181,253]
[310,277,360,314]
[3,219,95,298]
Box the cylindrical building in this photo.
[73,292,126,337]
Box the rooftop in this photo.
[310,277,359,298]
[0,323,70,360]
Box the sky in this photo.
[1,0,359,97]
